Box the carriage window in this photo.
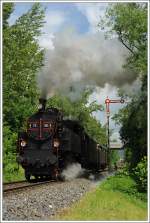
[29,123,38,128]
[43,123,49,128]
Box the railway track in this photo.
[3,169,113,193]
[3,179,57,193]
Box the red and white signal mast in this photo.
[105,97,125,152]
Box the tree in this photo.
[3,3,45,131]
[3,3,45,181]
[100,3,147,168]
[100,3,147,75]
[3,3,14,29]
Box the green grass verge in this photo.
[3,166,25,182]
[53,175,147,221]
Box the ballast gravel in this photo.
[3,178,97,221]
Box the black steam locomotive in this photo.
[17,98,107,181]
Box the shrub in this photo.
[109,150,120,169]
[125,147,132,163]
[3,125,20,182]
[115,163,130,176]
[101,175,147,201]
[102,175,137,194]
[133,156,147,192]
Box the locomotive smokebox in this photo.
[39,98,47,111]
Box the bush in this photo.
[115,164,130,176]
[102,175,137,194]
[3,125,22,182]
[102,175,147,201]
[109,150,120,169]
[125,147,132,164]
[133,156,147,192]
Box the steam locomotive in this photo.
[17,98,107,181]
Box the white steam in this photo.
[61,163,85,181]
[38,31,137,100]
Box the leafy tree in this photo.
[100,3,147,75]
[3,3,14,29]
[100,3,147,168]
[3,3,45,131]
[3,3,45,181]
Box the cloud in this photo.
[39,33,55,49]
[43,11,66,33]
[39,10,66,49]
[76,3,107,33]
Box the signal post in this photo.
[105,97,124,169]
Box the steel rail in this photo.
[3,180,57,193]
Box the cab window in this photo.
[43,123,49,128]
[29,123,38,128]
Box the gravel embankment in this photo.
[3,178,96,221]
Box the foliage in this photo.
[103,175,147,201]
[103,175,136,195]
[3,125,24,182]
[132,156,147,192]
[116,157,147,193]
[4,166,25,183]
[47,90,107,145]
[2,3,14,29]
[124,147,132,163]
[116,164,130,177]
[3,3,45,181]
[112,90,147,167]
[3,2,45,131]
[99,3,147,75]
[100,3,147,169]
[109,150,120,168]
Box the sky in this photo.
[8,2,128,143]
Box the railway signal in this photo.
[105,97,125,168]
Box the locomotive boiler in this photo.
[17,98,107,181]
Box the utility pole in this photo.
[105,97,124,169]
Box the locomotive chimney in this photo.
[39,98,47,111]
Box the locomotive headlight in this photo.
[53,139,60,147]
[21,140,27,147]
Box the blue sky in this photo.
[8,2,126,143]
[9,2,107,34]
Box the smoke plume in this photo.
[38,31,137,100]
[61,163,85,181]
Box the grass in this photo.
[3,166,25,183]
[52,175,147,221]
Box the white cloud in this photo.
[39,33,55,49]
[44,11,66,33]
[39,11,66,49]
[76,3,107,33]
